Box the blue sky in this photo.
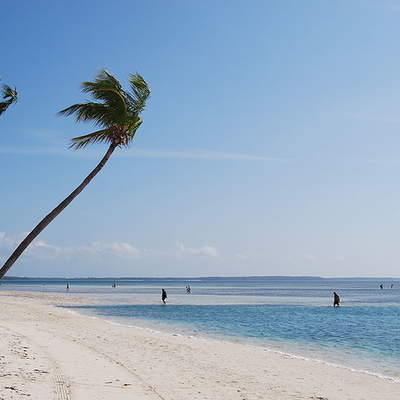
[1,0,400,277]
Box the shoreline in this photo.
[61,299,400,382]
[85,310,400,383]
[1,290,399,399]
[73,309,400,384]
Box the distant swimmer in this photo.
[161,289,167,304]
[380,284,383,289]
[333,291,340,307]
[391,284,394,289]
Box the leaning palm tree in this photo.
[0,70,150,278]
[0,83,18,115]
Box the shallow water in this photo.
[2,276,400,378]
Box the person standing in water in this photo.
[66,283,69,291]
[333,291,340,307]
[161,289,167,304]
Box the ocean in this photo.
[2,276,400,380]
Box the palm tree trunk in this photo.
[0,143,118,279]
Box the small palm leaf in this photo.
[2,85,17,102]
[0,84,18,116]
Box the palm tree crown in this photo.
[59,69,150,149]
[0,84,18,115]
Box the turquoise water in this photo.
[70,303,400,379]
[2,276,400,378]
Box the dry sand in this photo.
[0,291,399,400]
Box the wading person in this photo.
[333,291,340,307]
[161,289,167,304]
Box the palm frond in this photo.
[0,84,18,116]
[127,118,143,142]
[58,103,116,127]
[2,85,17,102]
[0,101,10,115]
[69,128,111,149]
[82,70,122,94]
[127,73,150,114]
[81,70,127,122]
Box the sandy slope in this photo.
[0,291,399,400]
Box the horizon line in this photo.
[3,275,399,280]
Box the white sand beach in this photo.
[0,291,399,400]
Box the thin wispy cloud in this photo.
[0,232,220,262]
[349,112,400,125]
[176,241,219,257]
[0,145,288,162]
[120,149,285,161]
[0,232,145,261]
[0,146,70,156]
[376,0,400,11]
[361,0,400,12]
